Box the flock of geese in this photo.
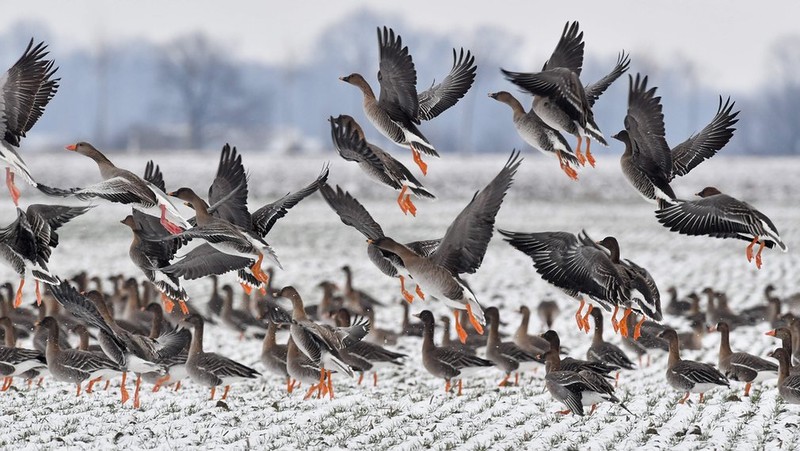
[0,22,794,416]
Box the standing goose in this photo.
[586,308,635,381]
[320,183,440,303]
[163,144,327,291]
[538,301,561,331]
[181,314,259,400]
[501,22,630,164]
[286,337,328,400]
[38,316,122,397]
[120,211,188,314]
[540,330,615,378]
[141,303,189,392]
[340,265,384,313]
[1,39,60,206]
[484,307,539,386]
[768,348,800,404]
[711,321,777,396]
[766,327,800,374]
[655,186,787,269]
[0,204,91,307]
[658,328,729,404]
[333,308,405,386]
[542,348,632,416]
[39,144,189,234]
[50,282,190,408]
[513,306,551,355]
[613,74,739,205]
[329,115,434,215]
[261,317,290,392]
[416,310,493,395]
[369,151,521,343]
[340,26,476,175]
[499,230,627,332]
[664,287,693,317]
[620,312,669,367]
[0,316,47,390]
[274,286,370,399]
[489,91,580,180]
[220,284,266,339]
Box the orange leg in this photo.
[133,375,142,409]
[556,151,579,181]
[221,385,230,400]
[558,409,571,415]
[411,146,428,176]
[574,140,586,166]
[326,370,334,399]
[240,283,253,296]
[104,380,110,391]
[745,236,758,262]
[399,276,414,303]
[454,310,468,344]
[615,372,620,388]
[76,383,82,397]
[178,300,190,315]
[251,254,268,284]
[152,374,170,392]
[514,373,519,386]
[499,373,511,387]
[160,293,175,313]
[357,373,364,385]
[174,381,181,391]
[396,185,409,215]
[678,392,690,404]
[445,379,451,393]
[457,379,463,396]
[86,377,101,393]
[415,285,425,301]
[633,315,647,340]
[120,372,130,404]
[744,382,752,397]
[35,281,42,306]
[403,194,417,217]
[754,241,766,269]
[159,204,184,235]
[574,299,585,330]
[1,377,12,391]
[582,305,594,333]
[27,378,33,389]
[618,308,633,337]
[585,139,596,167]
[699,393,705,404]
[287,377,294,394]
[373,372,378,387]
[6,168,20,206]
[209,386,216,400]
[303,383,318,400]
[610,305,620,333]
[466,304,484,335]
[14,279,24,308]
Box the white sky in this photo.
[4,0,798,91]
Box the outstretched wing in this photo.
[670,97,739,179]
[319,183,384,240]
[417,48,476,121]
[206,144,251,228]
[430,151,521,275]
[142,160,166,193]
[376,26,419,124]
[161,243,253,280]
[543,21,584,74]
[584,51,630,107]
[251,164,329,237]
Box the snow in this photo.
[0,151,799,449]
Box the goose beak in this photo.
[366,239,374,244]
[412,313,421,319]
[765,330,777,337]
[65,144,77,151]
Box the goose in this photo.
[484,307,539,386]
[369,151,521,343]
[0,204,91,307]
[613,74,739,205]
[499,230,628,333]
[513,306,550,355]
[261,318,290,392]
[140,303,189,392]
[766,327,800,374]
[340,26,476,175]
[332,308,405,387]
[416,310,492,395]
[711,321,777,396]
[329,115,434,215]
[586,308,635,383]
[0,316,47,390]
[286,337,327,400]
[768,348,800,404]
[181,314,259,400]
[658,328,729,404]
[501,22,630,164]
[489,91,580,180]
[38,145,189,234]
[655,186,787,268]
[540,330,614,378]
[0,39,59,206]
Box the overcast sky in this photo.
[4,0,798,91]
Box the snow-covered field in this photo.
[0,150,799,450]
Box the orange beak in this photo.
[65,144,77,151]
[765,330,777,337]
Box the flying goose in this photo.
[489,91,580,180]
[0,204,91,307]
[655,186,787,268]
[0,39,59,206]
[501,22,630,164]
[329,115,434,215]
[340,26,476,175]
[613,74,739,205]
[369,151,521,342]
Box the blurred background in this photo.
[3,0,800,155]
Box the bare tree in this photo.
[157,33,263,149]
